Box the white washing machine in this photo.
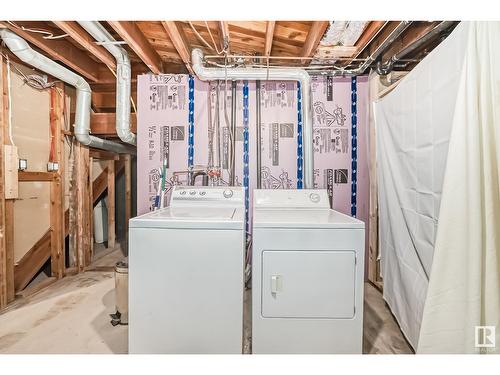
[252,189,365,354]
[129,186,245,354]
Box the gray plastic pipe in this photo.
[376,21,455,75]
[192,48,314,188]
[78,21,136,145]
[0,28,132,154]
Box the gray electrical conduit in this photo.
[78,21,136,145]
[0,28,133,154]
[191,48,314,188]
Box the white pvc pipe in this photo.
[191,48,314,189]
[0,28,132,154]
[78,21,136,145]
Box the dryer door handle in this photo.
[271,275,282,294]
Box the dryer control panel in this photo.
[171,186,245,207]
[253,189,330,209]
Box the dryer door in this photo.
[261,250,356,319]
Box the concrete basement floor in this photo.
[0,247,413,354]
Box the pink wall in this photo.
[137,75,369,249]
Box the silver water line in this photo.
[0,28,132,154]
[78,21,136,145]
[376,21,455,75]
[229,80,236,186]
[215,81,222,184]
[256,80,262,189]
[191,47,314,188]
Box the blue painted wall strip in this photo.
[296,81,304,189]
[243,81,250,233]
[351,76,358,217]
[188,75,195,168]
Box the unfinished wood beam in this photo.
[219,21,230,54]
[90,113,137,135]
[90,149,119,160]
[162,21,193,74]
[0,56,9,308]
[123,154,132,232]
[107,160,116,250]
[354,21,387,54]
[53,21,117,70]
[92,91,138,111]
[49,82,65,279]
[1,21,103,82]
[300,21,329,65]
[108,21,163,74]
[0,56,14,305]
[14,230,51,292]
[88,156,94,266]
[18,171,58,182]
[69,141,91,271]
[264,21,276,56]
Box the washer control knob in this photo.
[309,192,321,203]
[189,190,196,195]
[199,191,206,196]
[180,190,187,195]
[223,189,233,198]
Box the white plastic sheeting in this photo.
[418,22,500,354]
[374,22,469,348]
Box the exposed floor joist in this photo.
[53,21,117,69]
[108,21,164,74]
[162,21,193,74]
[300,21,330,65]
[264,21,276,56]
[0,21,103,82]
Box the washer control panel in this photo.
[171,186,243,207]
[254,189,330,209]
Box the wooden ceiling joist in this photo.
[300,21,330,64]
[108,21,164,74]
[1,21,102,82]
[264,21,276,56]
[53,21,116,70]
[161,21,193,74]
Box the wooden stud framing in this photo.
[0,56,9,308]
[107,160,116,250]
[108,21,164,74]
[87,156,93,266]
[162,21,194,74]
[0,55,15,305]
[53,21,117,70]
[300,21,329,64]
[69,141,91,271]
[49,83,65,278]
[264,21,276,56]
[123,154,132,232]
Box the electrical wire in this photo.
[7,21,68,40]
[204,21,226,55]
[188,22,216,52]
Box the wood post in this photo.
[49,83,65,278]
[0,55,15,308]
[69,141,91,271]
[123,154,131,232]
[107,159,115,250]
